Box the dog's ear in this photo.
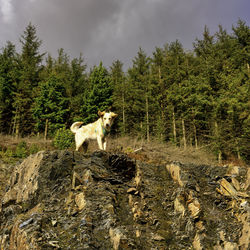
[111,112,118,118]
[98,111,105,117]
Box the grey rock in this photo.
[0,150,249,250]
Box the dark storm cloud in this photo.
[0,0,249,69]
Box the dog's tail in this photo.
[70,122,84,134]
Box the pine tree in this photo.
[0,42,18,133]
[110,60,126,134]
[232,19,250,68]
[164,40,188,146]
[225,20,250,160]
[81,62,113,124]
[32,74,69,138]
[151,47,167,140]
[53,49,71,81]
[68,53,87,122]
[191,22,250,161]
[126,48,151,139]
[40,50,87,124]
[193,26,224,159]
[13,23,44,136]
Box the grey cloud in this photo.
[0,0,249,69]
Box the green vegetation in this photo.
[53,128,74,150]
[0,140,35,163]
[0,20,249,163]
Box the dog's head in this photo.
[98,111,118,129]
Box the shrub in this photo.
[29,144,40,155]
[53,128,74,150]
[0,148,15,163]
[15,141,28,158]
[5,148,14,158]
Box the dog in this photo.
[70,111,117,152]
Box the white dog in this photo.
[70,111,117,152]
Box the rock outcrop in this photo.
[0,150,249,249]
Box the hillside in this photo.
[0,149,249,249]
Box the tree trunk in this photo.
[236,139,241,160]
[15,121,19,139]
[172,111,177,145]
[182,118,187,150]
[14,108,20,138]
[122,91,125,134]
[159,66,164,141]
[12,113,17,136]
[214,121,222,164]
[160,109,164,141]
[146,94,149,142]
[237,146,241,160]
[44,119,48,140]
[193,123,198,149]
[218,150,222,164]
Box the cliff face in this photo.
[0,150,249,250]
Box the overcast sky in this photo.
[0,0,249,69]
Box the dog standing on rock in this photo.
[70,111,118,152]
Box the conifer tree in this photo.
[126,48,151,139]
[81,62,113,124]
[40,50,87,124]
[151,47,167,140]
[165,40,188,146]
[0,42,18,133]
[68,54,87,122]
[110,60,126,134]
[32,74,69,138]
[193,26,224,159]
[13,23,44,136]
[225,20,249,160]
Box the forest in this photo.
[0,20,249,162]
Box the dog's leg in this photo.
[97,136,104,150]
[76,143,82,152]
[75,134,85,152]
[103,138,107,151]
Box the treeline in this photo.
[0,21,249,162]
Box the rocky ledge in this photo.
[0,150,249,249]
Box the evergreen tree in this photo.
[192,22,250,161]
[164,40,188,146]
[193,26,224,160]
[0,42,18,133]
[226,20,250,160]
[81,62,113,124]
[13,23,44,136]
[232,19,250,69]
[68,53,87,122]
[32,74,69,138]
[53,49,71,81]
[126,48,151,139]
[110,60,126,134]
[40,50,87,124]
[151,47,166,140]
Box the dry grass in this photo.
[0,134,54,164]
[0,134,53,151]
[108,136,217,166]
[0,134,227,166]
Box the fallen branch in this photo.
[134,147,143,153]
